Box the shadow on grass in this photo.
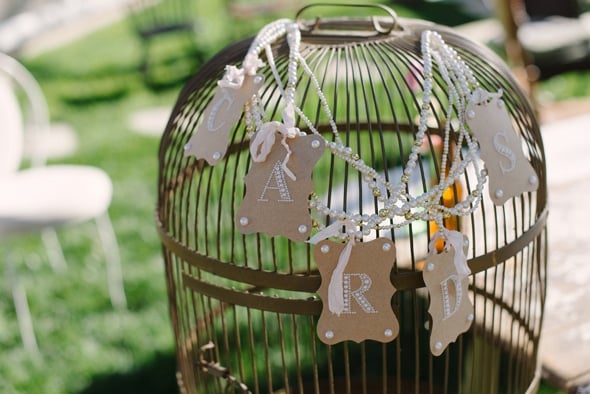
[78,352,179,394]
[26,46,205,105]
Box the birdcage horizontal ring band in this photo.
[157,208,547,293]
[183,272,321,315]
[181,270,543,324]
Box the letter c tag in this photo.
[184,74,265,165]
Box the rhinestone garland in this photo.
[240,20,487,241]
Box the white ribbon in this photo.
[217,54,264,90]
[217,65,245,89]
[250,121,279,162]
[328,238,354,316]
[469,88,503,106]
[309,219,358,316]
[249,103,300,181]
[307,219,356,245]
[243,53,265,76]
[429,229,471,276]
[281,102,299,137]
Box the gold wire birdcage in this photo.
[156,4,547,393]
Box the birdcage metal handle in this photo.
[295,3,400,36]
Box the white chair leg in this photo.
[95,213,127,309]
[6,253,39,353]
[12,280,39,354]
[41,228,67,273]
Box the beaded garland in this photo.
[185,16,537,351]
[239,20,487,242]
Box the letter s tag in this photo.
[184,74,265,165]
[465,90,539,205]
[315,238,399,345]
[423,236,474,356]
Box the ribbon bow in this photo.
[217,54,265,90]
[469,88,503,106]
[428,229,471,277]
[250,103,299,180]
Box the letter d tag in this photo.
[465,91,539,205]
[423,242,474,356]
[184,74,265,165]
[315,238,399,345]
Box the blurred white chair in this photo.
[0,52,127,353]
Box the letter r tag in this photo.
[315,238,399,344]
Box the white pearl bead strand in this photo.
[239,21,487,240]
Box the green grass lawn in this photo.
[0,1,575,392]
[1,19,179,394]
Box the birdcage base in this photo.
[174,314,542,394]
[275,377,448,394]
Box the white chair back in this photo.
[0,52,52,169]
[0,75,24,176]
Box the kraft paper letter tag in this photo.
[315,238,398,345]
[466,91,539,205]
[236,134,324,241]
[423,241,474,356]
[184,74,265,165]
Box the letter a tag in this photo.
[466,89,539,205]
[236,134,324,241]
[315,238,398,344]
[184,74,265,165]
[423,233,473,356]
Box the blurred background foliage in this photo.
[1,0,579,392]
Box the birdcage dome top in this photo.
[159,7,546,252]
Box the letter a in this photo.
[258,161,293,202]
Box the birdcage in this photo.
[156,4,547,393]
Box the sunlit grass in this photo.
[0,1,572,392]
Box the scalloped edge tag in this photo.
[184,74,265,165]
[466,93,539,205]
[423,240,473,356]
[236,134,325,241]
[315,238,399,345]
